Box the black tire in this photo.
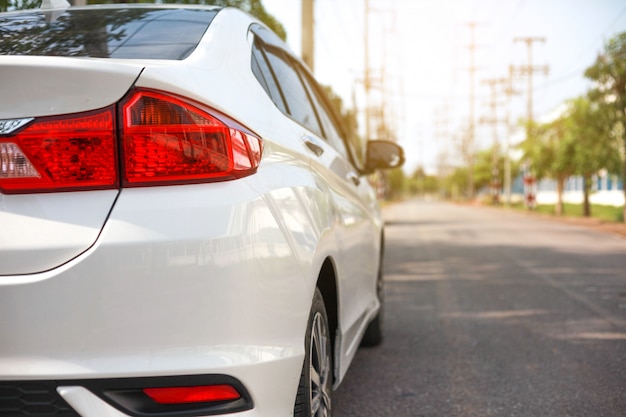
[294,288,333,417]
[360,261,384,347]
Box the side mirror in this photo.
[364,140,405,174]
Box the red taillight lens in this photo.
[0,108,117,194]
[143,385,241,404]
[0,90,262,194]
[121,90,262,186]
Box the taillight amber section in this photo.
[121,89,262,186]
[0,108,117,194]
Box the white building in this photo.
[535,173,624,207]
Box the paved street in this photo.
[334,199,626,417]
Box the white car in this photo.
[0,2,404,417]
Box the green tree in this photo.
[443,166,469,200]
[521,116,576,215]
[473,147,495,193]
[409,167,438,196]
[385,168,405,200]
[522,96,620,217]
[585,31,626,221]
[472,145,519,204]
[566,96,621,217]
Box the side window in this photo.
[262,47,323,137]
[298,69,349,159]
[251,40,287,114]
[249,25,365,166]
[343,124,365,170]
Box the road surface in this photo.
[334,199,626,417]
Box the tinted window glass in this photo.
[299,69,349,158]
[0,8,217,60]
[263,48,322,136]
[251,41,287,113]
[343,121,365,169]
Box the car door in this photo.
[250,27,381,355]
[295,66,382,354]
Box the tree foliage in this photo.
[515,32,626,218]
[520,107,576,214]
[521,119,573,182]
[520,95,620,216]
[566,96,621,216]
[441,166,468,200]
[467,145,518,203]
[408,167,439,196]
[472,147,493,191]
[584,31,626,220]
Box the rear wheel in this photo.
[294,288,333,417]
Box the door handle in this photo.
[302,135,324,156]
[347,172,361,186]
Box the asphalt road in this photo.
[334,199,626,417]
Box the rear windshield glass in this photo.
[0,7,218,60]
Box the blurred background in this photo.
[261,0,626,208]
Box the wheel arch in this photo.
[316,257,339,384]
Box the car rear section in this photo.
[0,56,140,275]
[0,5,333,417]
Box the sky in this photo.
[262,0,626,175]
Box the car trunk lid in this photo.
[0,57,142,275]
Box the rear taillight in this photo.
[121,89,262,187]
[0,108,117,194]
[0,89,263,194]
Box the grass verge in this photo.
[509,202,624,223]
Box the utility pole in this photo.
[434,103,452,198]
[511,37,549,138]
[301,0,314,71]
[511,37,548,208]
[503,67,518,206]
[464,22,481,200]
[363,0,393,140]
[480,78,508,204]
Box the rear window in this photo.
[0,7,218,60]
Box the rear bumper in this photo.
[1,365,302,417]
[0,182,315,416]
[2,374,254,417]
